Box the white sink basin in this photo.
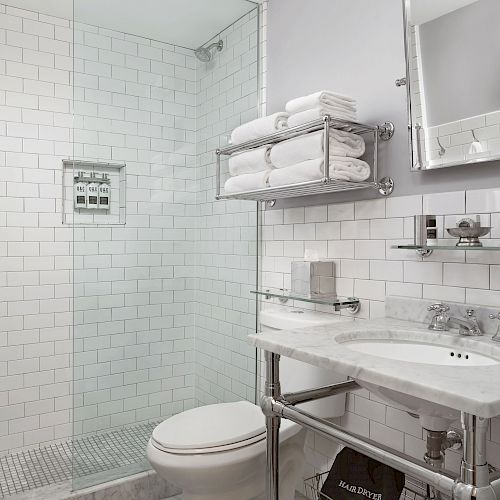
[338,333,500,430]
[343,339,499,366]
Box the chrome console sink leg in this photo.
[262,351,281,500]
[454,412,496,500]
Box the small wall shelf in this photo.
[393,244,500,258]
[215,116,395,204]
[251,287,360,313]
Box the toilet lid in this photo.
[152,401,266,450]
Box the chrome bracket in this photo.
[265,200,276,208]
[416,248,433,258]
[395,77,407,87]
[377,176,395,196]
[346,298,361,314]
[378,121,395,141]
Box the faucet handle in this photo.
[489,313,500,320]
[428,303,450,313]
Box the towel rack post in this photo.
[373,126,379,184]
[323,116,330,183]
[215,149,221,199]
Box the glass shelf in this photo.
[394,244,500,251]
[251,288,360,312]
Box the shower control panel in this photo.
[74,171,110,210]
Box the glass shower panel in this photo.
[71,0,259,491]
[194,9,260,406]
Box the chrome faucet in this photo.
[447,309,482,336]
[427,303,450,331]
[427,303,482,336]
[489,313,500,342]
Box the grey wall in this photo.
[420,0,500,127]
[266,0,500,207]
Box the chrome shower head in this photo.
[194,40,223,62]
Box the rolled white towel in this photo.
[224,169,271,194]
[286,90,356,115]
[268,157,370,187]
[270,130,365,169]
[231,112,289,145]
[288,107,357,128]
[228,145,273,176]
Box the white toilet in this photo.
[147,307,348,500]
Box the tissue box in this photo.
[291,261,336,297]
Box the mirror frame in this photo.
[402,0,500,172]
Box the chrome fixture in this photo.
[446,218,491,247]
[395,77,407,87]
[262,352,499,500]
[448,309,482,336]
[488,313,500,342]
[216,115,396,203]
[424,429,462,469]
[427,303,450,331]
[194,40,223,62]
[436,137,446,157]
[427,304,482,336]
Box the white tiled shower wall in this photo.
[0,2,260,454]
[194,8,260,406]
[261,188,500,494]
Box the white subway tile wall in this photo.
[261,190,500,494]
[194,9,259,405]
[0,2,260,455]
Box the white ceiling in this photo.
[411,0,480,25]
[3,0,257,48]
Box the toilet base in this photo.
[149,429,306,500]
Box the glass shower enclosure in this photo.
[70,0,260,491]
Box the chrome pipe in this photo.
[460,413,491,488]
[264,352,280,500]
[268,398,456,497]
[282,380,360,406]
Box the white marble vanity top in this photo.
[249,317,500,418]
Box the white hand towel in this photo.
[286,91,356,114]
[228,145,273,176]
[230,112,289,145]
[224,170,271,194]
[288,107,357,128]
[270,130,365,169]
[268,157,370,187]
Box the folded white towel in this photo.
[288,107,357,128]
[231,112,289,145]
[270,130,365,169]
[224,169,271,194]
[228,145,273,176]
[286,91,356,115]
[268,157,370,187]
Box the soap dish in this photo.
[446,218,491,247]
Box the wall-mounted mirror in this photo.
[403,0,500,171]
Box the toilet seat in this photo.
[150,401,299,455]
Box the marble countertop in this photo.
[249,317,500,418]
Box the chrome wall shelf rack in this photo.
[393,244,500,258]
[251,287,360,313]
[215,116,395,204]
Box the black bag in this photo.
[320,447,405,500]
